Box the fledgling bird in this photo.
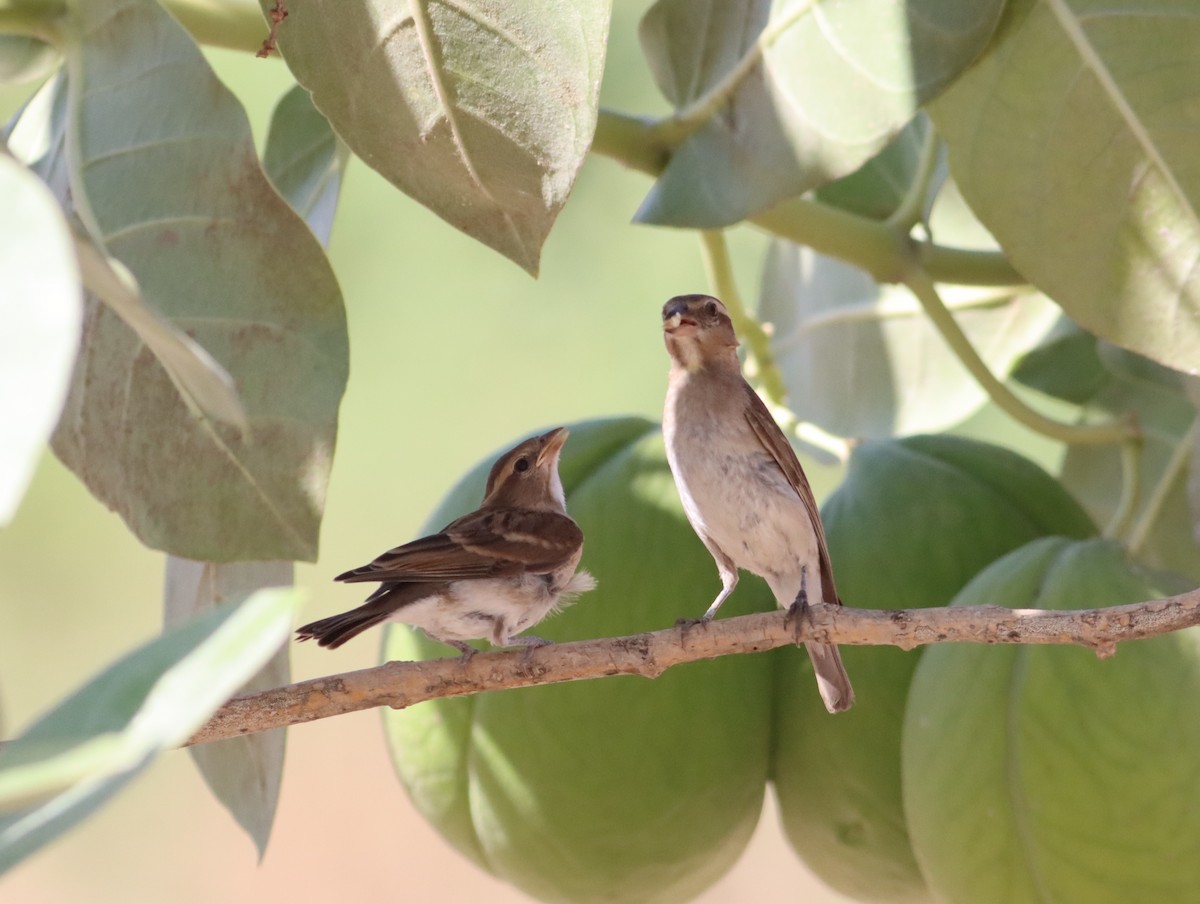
[296,427,596,656]
[661,294,854,713]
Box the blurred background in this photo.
[0,2,855,901]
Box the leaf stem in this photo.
[592,110,1024,288]
[697,230,788,401]
[904,269,1136,446]
[1104,437,1143,540]
[886,121,940,232]
[162,0,266,54]
[0,0,64,41]
[1127,418,1198,555]
[697,230,851,463]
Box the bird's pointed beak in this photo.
[663,301,698,337]
[536,426,569,465]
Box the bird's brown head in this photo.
[662,294,739,372]
[482,426,570,511]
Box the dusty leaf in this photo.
[266,0,611,274]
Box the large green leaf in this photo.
[1057,342,1200,581]
[1017,326,1200,582]
[34,0,347,561]
[0,587,301,874]
[903,538,1200,904]
[761,241,1058,439]
[813,115,944,221]
[8,75,248,432]
[636,0,1004,227]
[1011,319,1109,405]
[155,87,347,859]
[164,559,292,860]
[0,151,80,525]
[262,84,349,246]
[928,0,1200,373]
[264,0,611,275]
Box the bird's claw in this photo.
[515,635,552,662]
[784,567,810,644]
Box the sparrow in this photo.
[661,294,854,713]
[296,427,596,656]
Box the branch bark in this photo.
[186,590,1200,747]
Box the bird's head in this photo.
[483,426,569,511]
[662,294,739,372]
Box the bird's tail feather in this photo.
[296,609,391,649]
[805,642,855,714]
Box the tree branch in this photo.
[186,590,1200,747]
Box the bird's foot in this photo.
[676,613,715,631]
[784,567,810,644]
[508,634,552,663]
[446,640,478,663]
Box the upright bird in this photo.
[660,294,854,713]
[296,427,596,656]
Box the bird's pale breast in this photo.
[666,382,821,605]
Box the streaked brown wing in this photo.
[741,383,842,607]
[335,508,583,584]
[447,507,584,573]
[334,530,507,583]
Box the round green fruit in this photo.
[383,417,777,903]
[772,436,1095,903]
[903,537,1200,904]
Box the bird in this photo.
[660,293,854,713]
[296,427,596,656]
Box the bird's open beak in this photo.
[536,426,569,464]
[662,302,698,336]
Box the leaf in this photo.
[1011,319,1108,405]
[0,152,81,525]
[73,232,248,429]
[266,0,612,275]
[0,587,300,874]
[1187,379,1200,555]
[1059,343,1199,581]
[4,70,69,196]
[636,0,1004,227]
[8,75,249,432]
[262,85,349,246]
[760,240,1059,438]
[18,0,348,562]
[813,114,944,221]
[164,559,292,859]
[0,37,59,85]
[927,0,1200,374]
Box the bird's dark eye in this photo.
[705,301,719,316]
[514,457,531,473]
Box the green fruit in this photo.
[772,436,1095,903]
[383,417,777,903]
[903,537,1200,904]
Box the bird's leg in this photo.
[678,566,739,628]
[445,639,478,663]
[784,565,809,644]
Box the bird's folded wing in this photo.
[742,385,843,606]
[335,508,583,583]
[450,508,584,573]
